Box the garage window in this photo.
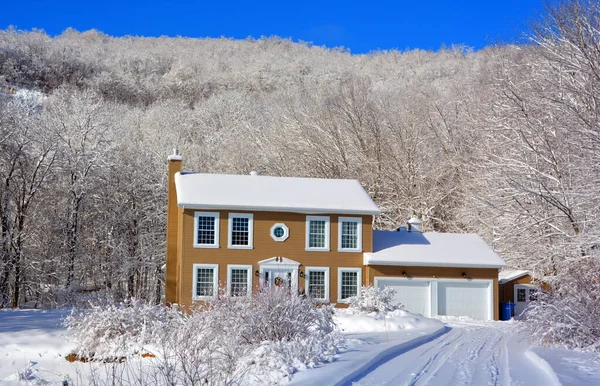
[338,268,362,302]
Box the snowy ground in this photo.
[1,309,599,385]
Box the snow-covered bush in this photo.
[157,286,340,384]
[522,258,600,352]
[67,286,342,385]
[64,299,181,359]
[346,285,403,313]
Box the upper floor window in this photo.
[338,217,362,252]
[228,213,254,249]
[305,216,330,251]
[193,212,220,248]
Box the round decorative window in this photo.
[270,223,289,242]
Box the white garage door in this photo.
[375,278,430,317]
[437,281,491,320]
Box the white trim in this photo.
[193,212,220,248]
[363,253,505,269]
[227,264,253,297]
[228,213,254,249]
[192,264,219,300]
[337,267,362,303]
[305,216,330,251]
[373,276,494,320]
[258,256,301,268]
[270,223,290,242]
[305,266,330,302]
[177,203,380,216]
[338,217,362,252]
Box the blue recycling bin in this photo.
[500,302,515,321]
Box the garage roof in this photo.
[174,172,381,215]
[498,269,530,284]
[364,230,506,269]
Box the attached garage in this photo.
[366,228,506,321]
[374,277,494,320]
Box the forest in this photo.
[0,0,598,342]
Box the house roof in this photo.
[364,230,507,269]
[174,172,381,215]
[498,269,530,284]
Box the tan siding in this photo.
[180,210,372,307]
[367,265,501,321]
[164,160,181,304]
[499,274,533,303]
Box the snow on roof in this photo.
[174,172,381,215]
[498,269,530,284]
[364,230,506,269]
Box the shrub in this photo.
[346,285,403,313]
[64,299,181,359]
[66,286,342,385]
[522,258,600,352]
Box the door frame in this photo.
[514,284,537,317]
[258,257,299,292]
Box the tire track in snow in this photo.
[353,322,530,386]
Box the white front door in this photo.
[258,256,299,292]
[514,284,537,317]
[263,268,294,288]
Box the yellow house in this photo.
[165,152,506,320]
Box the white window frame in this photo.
[228,213,254,249]
[193,211,220,248]
[305,215,330,251]
[337,267,362,303]
[227,264,253,297]
[270,223,290,242]
[338,217,362,252]
[192,264,219,300]
[305,267,330,302]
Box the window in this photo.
[228,213,254,249]
[193,212,220,248]
[517,288,526,302]
[305,216,330,251]
[338,217,362,252]
[227,265,252,297]
[338,268,362,302]
[305,267,330,302]
[528,288,537,301]
[192,264,219,299]
[270,223,289,242]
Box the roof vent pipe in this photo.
[250,170,259,176]
[407,217,422,233]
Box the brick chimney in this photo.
[165,149,182,305]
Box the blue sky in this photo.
[1,1,542,53]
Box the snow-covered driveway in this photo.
[352,319,597,386]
